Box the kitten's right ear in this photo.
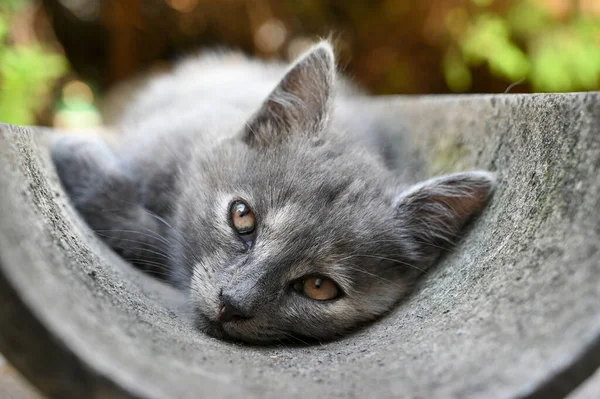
[394,171,496,262]
[243,41,335,147]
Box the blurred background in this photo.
[1,0,599,128]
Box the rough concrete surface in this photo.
[0,93,599,399]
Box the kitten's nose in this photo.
[218,294,250,322]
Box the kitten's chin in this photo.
[193,312,232,341]
[193,312,252,343]
[194,312,304,345]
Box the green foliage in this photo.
[0,14,7,41]
[444,0,600,93]
[506,0,553,35]
[443,49,472,93]
[0,2,68,125]
[530,18,600,92]
[0,44,67,124]
[461,13,530,81]
[0,0,28,10]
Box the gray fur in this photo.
[51,41,495,343]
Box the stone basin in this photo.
[1,93,599,398]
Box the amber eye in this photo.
[230,200,256,235]
[294,277,339,301]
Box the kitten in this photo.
[51,42,495,343]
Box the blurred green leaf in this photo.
[460,14,530,81]
[0,44,68,125]
[461,14,509,64]
[443,49,472,92]
[0,0,69,125]
[506,0,553,36]
[531,25,600,92]
[446,1,600,92]
[0,0,28,11]
[0,15,7,42]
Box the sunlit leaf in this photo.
[459,14,530,81]
[0,0,29,11]
[0,15,7,42]
[461,14,510,64]
[506,0,553,36]
[443,49,472,92]
[530,26,600,92]
[0,45,68,124]
[488,44,530,81]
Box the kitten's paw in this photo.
[51,134,119,198]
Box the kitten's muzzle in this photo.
[217,294,252,322]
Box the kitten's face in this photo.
[176,137,420,342]
[172,42,495,343]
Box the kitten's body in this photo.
[52,43,495,343]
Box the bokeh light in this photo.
[254,19,287,53]
[0,0,599,128]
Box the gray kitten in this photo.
[51,42,495,343]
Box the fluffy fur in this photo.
[51,42,495,343]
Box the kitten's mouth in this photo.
[195,314,229,340]
[193,312,315,345]
[193,311,246,342]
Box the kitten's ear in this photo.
[394,171,496,261]
[244,41,335,147]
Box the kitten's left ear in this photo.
[394,171,496,262]
[244,41,335,147]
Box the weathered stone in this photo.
[0,93,599,399]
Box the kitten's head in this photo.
[173,42,495,343]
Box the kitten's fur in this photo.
[51,42,495,343]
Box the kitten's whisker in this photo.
[98,208,174,246]
[94,221,195,270]
[95,226,189,265]
[121,260,192,287]
[119,245,179,263]
[120,262,177,279]
[94,234,171,255]
[120,257,173,272]
[336,254,425,273]
[100,206,200,265]
[134,206,202,264]
[94,232,157,247]
[93,227,171,247]
[275,337,290,349]
[364,238,450,251]
[342,265,407,289]
[94,232,195,273]
[273,329,311,346]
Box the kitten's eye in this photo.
[230,200,256,235]
[293,277,339,301]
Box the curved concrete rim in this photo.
[1,93,599,399]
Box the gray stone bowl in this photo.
[1,94,599,398]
